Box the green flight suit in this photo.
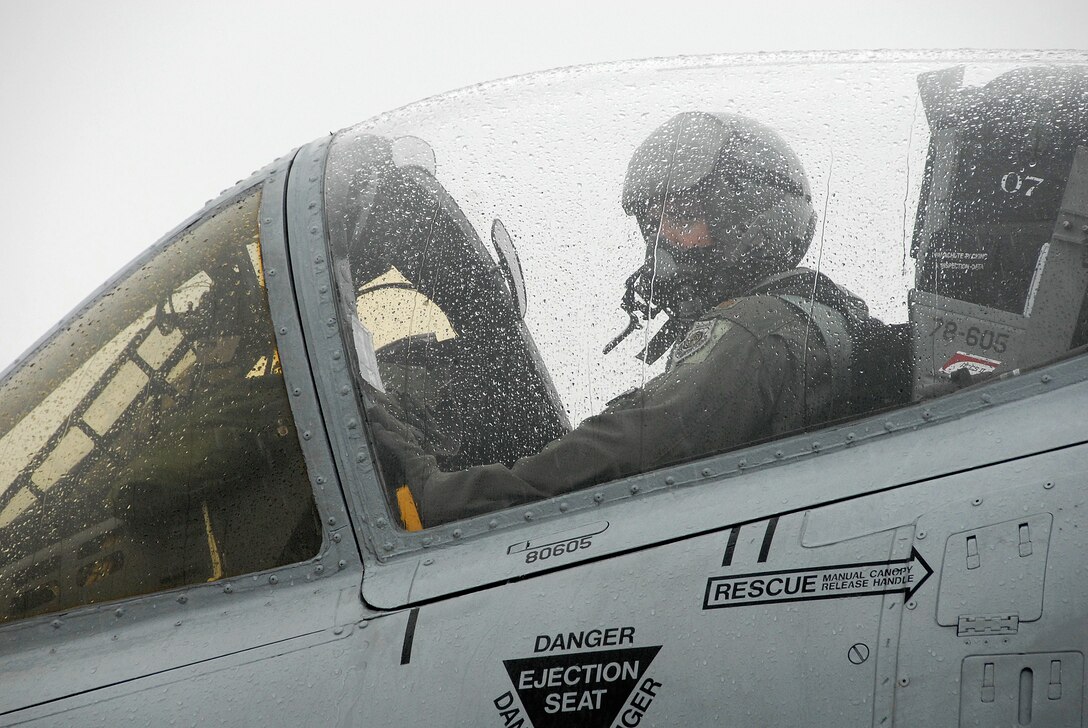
[372,292,852,527]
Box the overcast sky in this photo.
[1,0,1086,370]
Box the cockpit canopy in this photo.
[322,53,1088,528]
[3,53,1087,601]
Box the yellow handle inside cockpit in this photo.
[396,486,423,532]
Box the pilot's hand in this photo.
[364,392,434,490]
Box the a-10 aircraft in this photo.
[2,50,1087,727]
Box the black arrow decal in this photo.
[703,547,933,610]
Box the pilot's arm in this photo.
[372,296,828,528]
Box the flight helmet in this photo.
[608,112,817,360]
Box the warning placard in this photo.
[941,351,1001,375]
[703,547,932,609]
[499,645,661,728]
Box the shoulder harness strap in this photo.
[776,294,854,411]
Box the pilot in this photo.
[371,112,874,529]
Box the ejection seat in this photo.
[908,65,1088,399]
[324,134,569,477]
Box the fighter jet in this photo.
[2,50,1086,726]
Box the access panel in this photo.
[960,652,1083,727]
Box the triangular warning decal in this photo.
[503,646,661,728]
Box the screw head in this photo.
[898,676,910,687]
[906,600,917,610]
[917,530,927,540]
[1044,481,1055,490]
[847,643,870,665]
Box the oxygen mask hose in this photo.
[602,269,693,364]
[603,265,661,354]
[603,312,642,355]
